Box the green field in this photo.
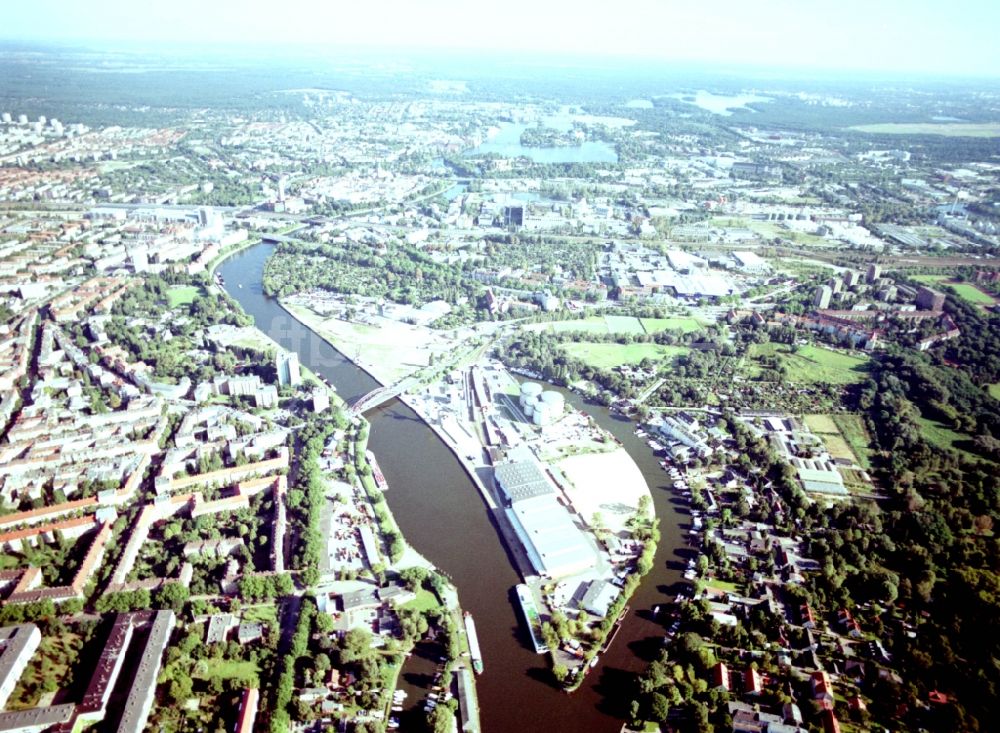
[193,659,260,682]
[850,123,1000,138]
[803,414,839,434]
[166,285,204,307]
[242,604,278,626]
[832,414,873,469]
[563,342,688,369]
[911,274,949,285]
[603,315,646,335]
[948,282,995,305]
[639,317,704,334]
[749,343,871,385]
[804,413,870,467]
[529,316,618,335]
[989,383,1000,401]
[916,416,974,455]
[529,314,703,336]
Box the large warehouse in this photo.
[506,494,598,579]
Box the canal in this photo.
[218,243,689,732]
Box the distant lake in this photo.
[667,90,771,116]
[469,119,618,164]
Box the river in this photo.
[218,243,689,732]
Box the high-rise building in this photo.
[843,270,861,288]
[916,286,946,311]
[813,285,832,309]
[866,264,882,284]
[276,351,300,387]
[311,388,330,413]
[277,176,287,203]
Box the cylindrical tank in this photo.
[540,391,564,414]
[521,382,542,399]
[523,403,535,417]
[533,402,553,425]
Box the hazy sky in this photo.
[5,0,1000,77]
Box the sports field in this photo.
[562,342,689,369]
[948,282,995,305]
[910,276,995,305]
[850,123,1000,138]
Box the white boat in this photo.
[464,612,484,674]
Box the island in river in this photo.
[277,286,659,690]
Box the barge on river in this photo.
[366,450,388,491]
[515,584,548,654]
[464,612,484,675]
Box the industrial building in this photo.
[495,443,598,579]
[506,495,598,579]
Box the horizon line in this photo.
[1,37,999,82]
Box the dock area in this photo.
[456,667,481,733]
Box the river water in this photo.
[218,243,688,732]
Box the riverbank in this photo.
[213,243,480,733]
[280,300,437,385]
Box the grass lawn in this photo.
[916,416,974,457]
[989,383,1000,401]
[166,285,204,308]
[529,314,703,336]
[911,274,949,285]
[947,282,996,306]
[803,414,839,434]
[401,588,441,614]
[242,604,278,626]
[193,660,259,682]
[703,579,740,594]
[749,343,870,384]
[531,315,640,335]
[602,315,646,335]
[534,317,611,335]
[640,317,704,334]
[563,342,688,369]
[849,123,1000,137]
